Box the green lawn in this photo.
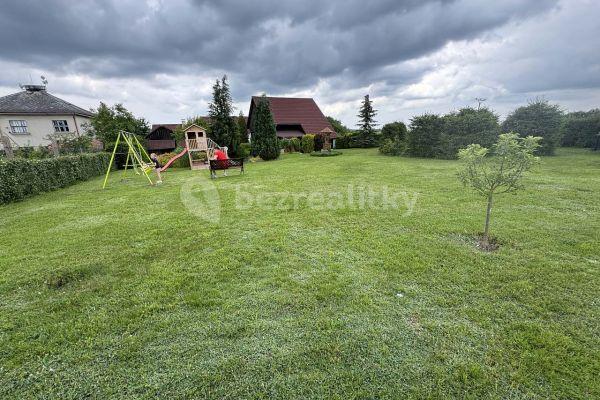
[1,148,599,399]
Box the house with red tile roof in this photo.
[246,96,336,140]
[148,96,335,152]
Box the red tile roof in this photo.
[250,97,336,137]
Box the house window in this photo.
[52,120,70,132]
[9,120,28,134]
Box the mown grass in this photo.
[0,148,598,399]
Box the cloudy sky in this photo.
[1,0,599,127]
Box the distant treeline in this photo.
[330,99,599,157]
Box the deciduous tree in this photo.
[88,102,149,147]
[502,99,563,155]
[458,133,541,249]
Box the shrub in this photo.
[335,133,355,149]
[14,146,53,159]
[280,138,293,153]
[310,150,342,157]
[379,138,406,156]
[561,109,600,148]
[238,143,251,159]
[502,99,563,155]
[351,132,380,148]
[381,122,408,142]
[157,151,190,168]
[0,153,111,204]
[301,134,315,153]
[440,107,501,158]
[314,133,325,151]
[406,113,445,158]
[48,133,93,154]
[290,137,301,152]
[379,122,408,156]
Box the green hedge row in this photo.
[0,153,111,204]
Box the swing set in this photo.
[102,131,156,188]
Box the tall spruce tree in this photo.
[355,94,378,147]
[236,111,249,143]
[251,95,279,160]
[208,75,238,155]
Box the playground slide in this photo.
[160,148,188,171]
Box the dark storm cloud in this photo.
[0,0,559,96]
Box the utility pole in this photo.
[475,98,487,110]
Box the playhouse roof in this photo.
[183,123,206,132]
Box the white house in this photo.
[0,85,94,148]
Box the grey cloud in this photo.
[0,0,558,92]
[4,0,599,126]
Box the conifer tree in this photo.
[236,111,248,143]
[355,94,378,147]
[251,95,279,160]
[208,75,238,155]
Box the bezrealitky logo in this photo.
[234,184,419,215]
[180,174,221,223]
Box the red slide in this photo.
[160,148,188,171]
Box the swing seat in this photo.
[141,163,154,173]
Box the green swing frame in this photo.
[102,131,156,188]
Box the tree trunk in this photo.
[483,193,493,244]
[50,138,60,157]
[1,135,14,159]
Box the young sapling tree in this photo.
[458,133,541,249]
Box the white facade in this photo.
[0,114,92,147]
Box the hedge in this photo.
[0,153,111,204]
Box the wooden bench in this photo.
[209,158,244,178]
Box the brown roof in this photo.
[249,96,336,137]
[151,115,247,133]
[150,124,181,132]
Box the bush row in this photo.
[280,135,319,153]
[0,153,111,204]
[561,109,600,148]
[280,138,301,153]
[335,132,381,149]
[380,108,501,159]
